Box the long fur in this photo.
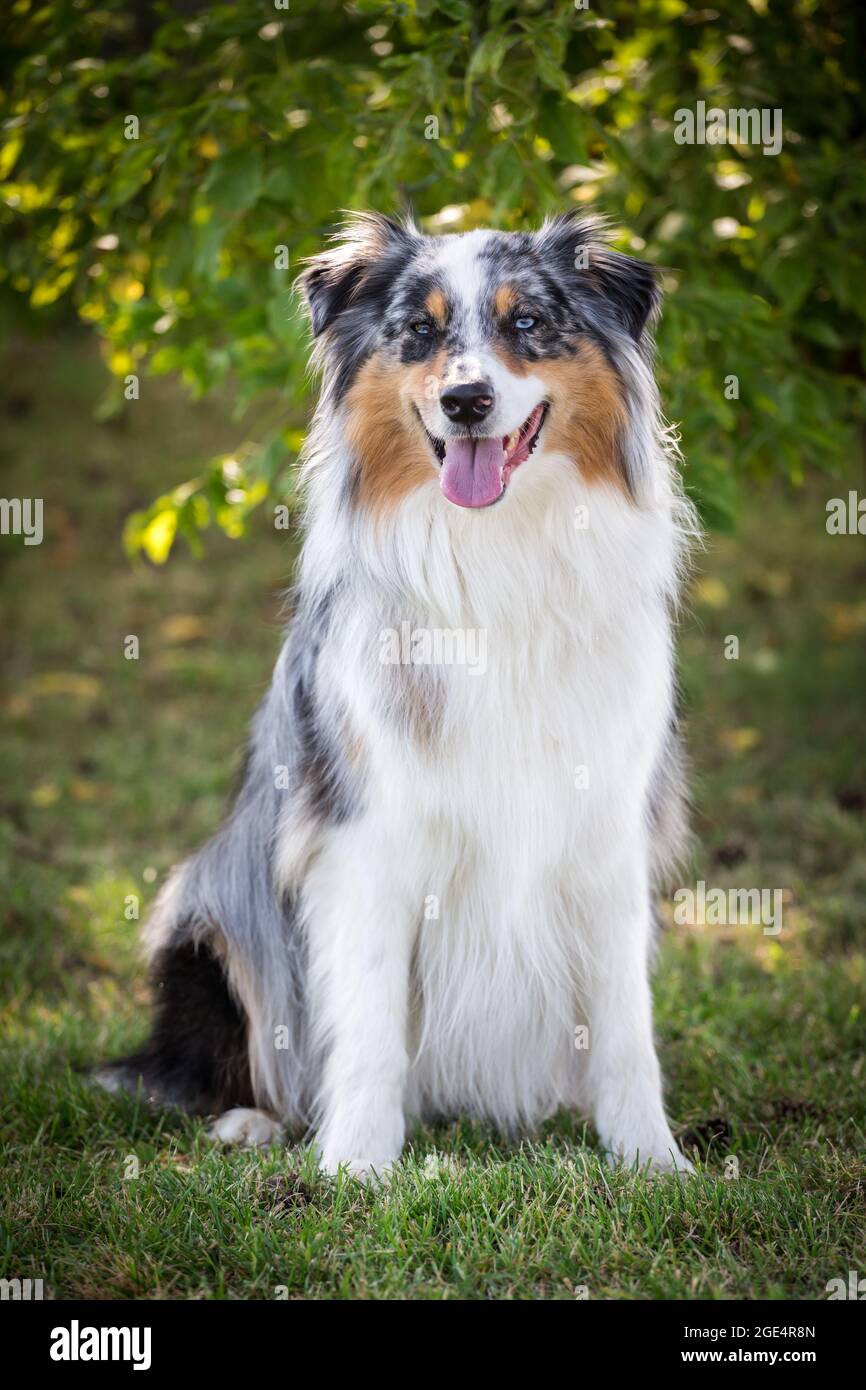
[103,212,699,1176]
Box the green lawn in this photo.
[1,332,864,1300]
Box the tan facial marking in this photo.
[402,346,449,404]
[491,343,533,378]
[534,341,629,491]
[494,283,519,318]
[425,288,448,327]
[344,351,440,514]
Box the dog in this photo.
[98,211,697,1177]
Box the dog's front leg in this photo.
[303,827,414,1182]
[583,846,692,1175]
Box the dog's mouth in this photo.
[421,402,548,509]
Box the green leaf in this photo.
[141,508,178,565]
[203,148,264,216]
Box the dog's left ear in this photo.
[536,212,660,342]
[590,245,660,342]
[298,212,417,337]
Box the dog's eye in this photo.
[514,315,538,331]
[410,320,432,336]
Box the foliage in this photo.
[1,0,864,553]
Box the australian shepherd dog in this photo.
[99,211,697,1177]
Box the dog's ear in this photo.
[536,211,660,342]
[590,245,660,342]
[298,212,417,337]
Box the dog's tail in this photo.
[95,844,308,1123]
[96,646,312,1123]
[93,930,257,1116]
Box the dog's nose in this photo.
[440,381,495,425]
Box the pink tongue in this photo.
[440,437,505,508]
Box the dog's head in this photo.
[299,212,660,513]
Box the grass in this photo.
[1,331,864,1300]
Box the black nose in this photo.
[440,381,495,425]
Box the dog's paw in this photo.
[318,1151,396,1185]
[90,1066,130,1096]
[607,1143,695,1177]
[207,1107,282,1149]
[643,1149,695,1177]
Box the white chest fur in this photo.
[299,455,679,1129]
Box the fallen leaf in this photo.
[29,672,103,700]
[70,778,110,803]
[693,576,730,609]
[3,694,32,718]
[31,782,61,807]
[718,726,762,754]
[159,614,207,644]
[824,602,866,642]
[747,569,791,599]
[731,785,761,805]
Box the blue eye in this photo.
[411,320,432,336]
[514,315,537,331]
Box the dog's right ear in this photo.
[298,212,417,337]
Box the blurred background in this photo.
[1,0,864,1298]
